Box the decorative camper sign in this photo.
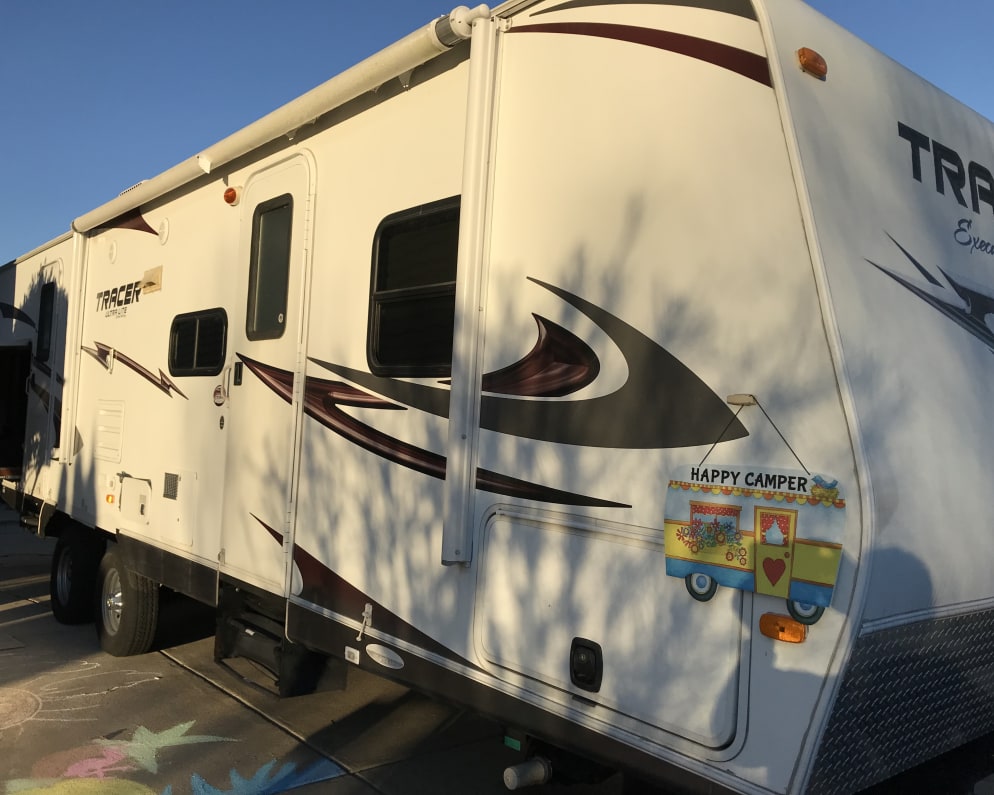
[663,465,846,624]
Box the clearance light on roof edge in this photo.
[797,47,828,80]
[223,186,241,206]
[760,613,808,644]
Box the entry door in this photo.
[22,263,64,502]
[219,156,311,594]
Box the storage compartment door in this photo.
[477,512,743,748]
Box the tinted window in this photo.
[37,281,55,363]
[247,194,293,340]
[169,308,227,376]
[368,197,459,376]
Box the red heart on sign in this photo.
[763,557,786,586]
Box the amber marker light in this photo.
[797,47,828,79]
[223,186,241,206]
[760,613,808,643]
[105,494,115,504]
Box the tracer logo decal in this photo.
[95,280,142,318]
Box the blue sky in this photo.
[1,1,991,260]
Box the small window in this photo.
[368,197,460,376]
[37,281,56,363]
[169,308,227,376]
[247,194,293,340]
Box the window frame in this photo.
[36,281,56,363]
[246,193,294,341]
[367,196,460,378]
[168,307,228,377]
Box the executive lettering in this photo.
[95,281,142,312]
[954,218,994,257]
[899,121,994,216]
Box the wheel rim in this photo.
[101,568,124,636]
[686,573,717,601]
[55,549,73,606]
[787,600,825,625]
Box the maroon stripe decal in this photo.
[255,516,477,669]
[534,0,758,22]
[478,314,600,397]
[511,22,772,87]
[97,208,158,235]
[82,341,187,399]
[240,354,628,508]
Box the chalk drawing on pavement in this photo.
[0,661,162,740]
[3,719,345,795]
[0,688,40,730]
[183,758,346,795]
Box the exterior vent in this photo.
[119,180,148,196]
[163,472,180,500]
[94,401,125,463]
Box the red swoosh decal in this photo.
[511,22,771,87]
[477,314,599,397]
[255,516,478,668]
[82,342,187,399]
[240,355,628,508]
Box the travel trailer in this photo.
[4,1,994,792]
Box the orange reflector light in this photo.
[223,186,240,205]
[760,613,807,644]
[105,494,115,504]
[797,47,828,79]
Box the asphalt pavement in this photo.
[0,506,622,795]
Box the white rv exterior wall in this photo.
[293,55,471,622]
[763,1,994,791]
[464,2,857,792]
[766,0,994,625]
[67,182,237,572]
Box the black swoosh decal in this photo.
[314,280,747,449]
[869,235,994,353]
[0,303,36,328]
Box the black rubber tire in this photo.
[49,528,102,625]
[94,546,159,656]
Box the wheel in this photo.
[95,547,159,656]
[49,529,102,624]
[685,573,718,602]
[787,600,825,625]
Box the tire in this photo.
[685,572,718,602]
[95,547,160,656]
[787,599,825,625]
[49,529,102,625]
